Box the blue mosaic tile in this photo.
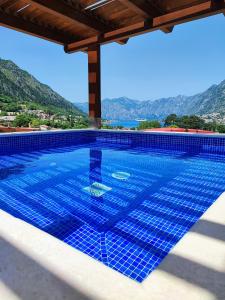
[0,130,225,282]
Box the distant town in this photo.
[1,104,225,134]
[0,104,87,133]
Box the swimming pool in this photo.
[0,130,225,282]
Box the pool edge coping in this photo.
[1,128,225,139]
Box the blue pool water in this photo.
[0,132,225,282]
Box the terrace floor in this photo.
[0,191,225,300]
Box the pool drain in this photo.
[112,171,130,180]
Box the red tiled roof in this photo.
[143,128,215,134]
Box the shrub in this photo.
[217,124,225,133]
[164,114,178,126]
[138,120,160,130]
[13,114,32,127]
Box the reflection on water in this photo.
[0,164,25,180]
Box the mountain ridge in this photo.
[75,80,225,120]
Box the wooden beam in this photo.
[161,26,174,34]
[211,0,225,9]
[0,9,69,44]
[88,45,101,129]
[65,1,225,53]
[152,1,225,27]
[118,0,173,34]
[117,38,129,45]
[65,21,149,52]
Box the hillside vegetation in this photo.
[0,58,83,116]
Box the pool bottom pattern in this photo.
[0,143,224,282]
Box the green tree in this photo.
[13,114,32,127]
[28,103,39,110]
[217,124,225,133]
[101,124,113,129]
[177,115,191,130]
[164,114,207,130]
[203,121,217,132]
[176,115,205,130]
[164,114,178,126]
[138,120,160,130]
[31,118,40,127]
[4,103,20,112]
[187,115,205,129]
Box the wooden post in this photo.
[88,44,101,129]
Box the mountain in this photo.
[0,58,83,116]
[75,80,225,120]
[76,102,88,114]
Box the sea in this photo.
[108,120,141,128]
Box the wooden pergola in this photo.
[0,0,224,128]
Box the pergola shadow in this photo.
[158,252,225,300]
[191,219,225,242]
[156,218,225,300]
[0,237,91,300]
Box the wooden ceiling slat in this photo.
[117,0,160,18]
[29,0,107,32]
[0,0,20,10]
[0,8,73,44]
[65,0,225,53]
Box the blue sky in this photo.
[0,14,225,103]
